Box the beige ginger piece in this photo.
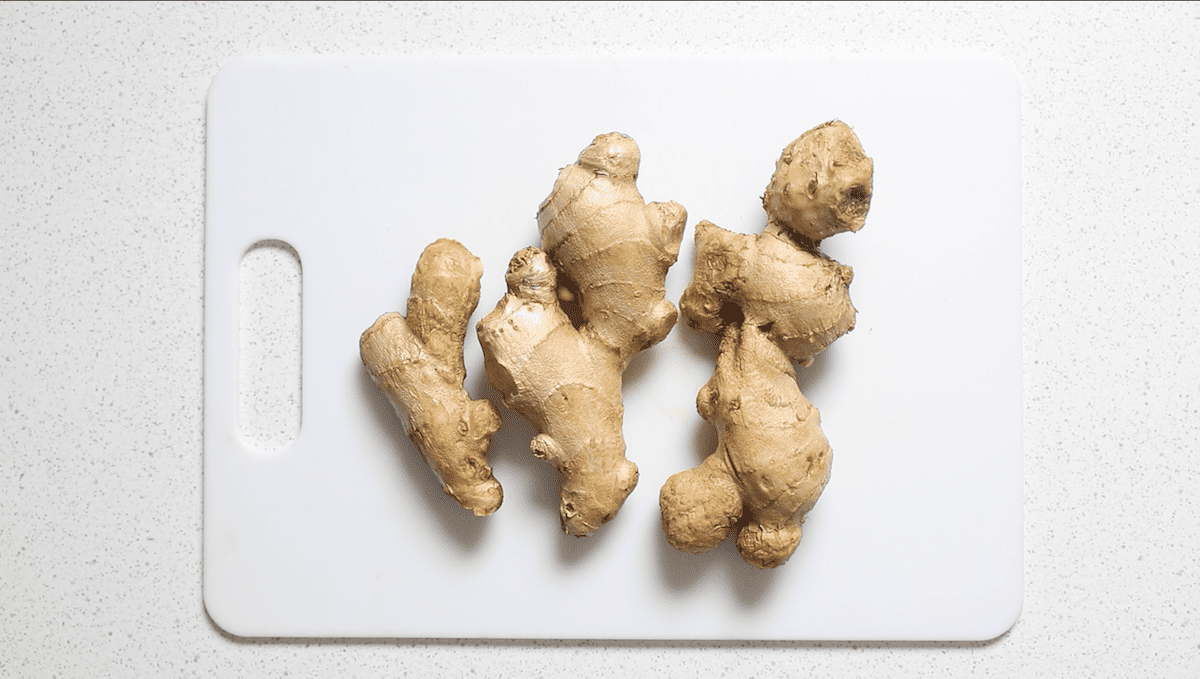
[659,321,831,569]
[477,133,687,536]
[762,119,874,243]
[477,249,634,536]
[679,120,873,366]
[361,239,503,516]
[537,132,688,362]
[680,219,857,367]
[662,120,873,567]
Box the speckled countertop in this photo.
[2,3,1198,676]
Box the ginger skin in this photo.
[478,133,686,536]
[762,120,874,243]
[659,321,831,569]
[361,239,503,516]
[477,249,636,536]
[680,219,857,367]
[662,120,873,568]
[538,132,687,362]
[679,120,872,366]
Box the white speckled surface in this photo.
[2,2,1198,676]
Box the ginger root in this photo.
[660,321,831,569]
[537,132,687,362]
[477,248,635,536]
[680,219,856,367]
[680,120,873,366]
[662,120,873,567]
[361,239,503,516]
[477,133,686,536]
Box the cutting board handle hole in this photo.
[239,240,302,453]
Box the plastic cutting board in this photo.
[204,56,1022,640]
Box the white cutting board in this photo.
[204,56,1022,640]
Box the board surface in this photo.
[204,56,1022,640]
